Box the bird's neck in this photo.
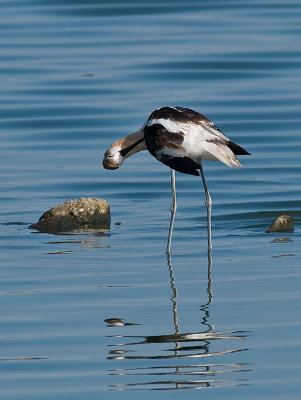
[119,129,147,158]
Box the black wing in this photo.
[144,123,200,176]
[158,154,200,176]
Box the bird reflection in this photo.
[104,318,139,327]
[106,253,249,390]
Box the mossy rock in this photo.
[29,197,110,233]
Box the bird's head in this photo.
[102,145,125,170]
[102,128,146,170]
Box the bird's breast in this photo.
[144,124,184,155]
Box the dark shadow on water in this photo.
[1,221,28,226]
[105,253,250,390]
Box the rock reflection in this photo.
[44,231,110,254]
[106,254,250,390]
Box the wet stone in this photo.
[29,197,110,233]
[266,215,294,233]
[272,237,292,243]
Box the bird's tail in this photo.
[228,141,250,156]
[203,142,244,167]
[215,152,242,167]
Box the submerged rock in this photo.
[266,215,294,233]
[29,197,110,233]
[272,237,292,243]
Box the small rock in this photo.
[272,237,292,243]
[266,215,294,233]
[29,197,110,233]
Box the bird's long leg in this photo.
[200,163,212,251]
[166,168,177,255]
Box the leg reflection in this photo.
[207,248,213,304]
[106,253,249,390]
[167,254,180,336]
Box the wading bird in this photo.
[103,106,250,254]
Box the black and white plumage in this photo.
[144,106,249,174]
[103,106,250,254]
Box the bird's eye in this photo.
[107,154,113,158]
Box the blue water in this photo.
[0,1,301,398]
